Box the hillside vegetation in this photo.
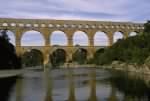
[94,21,150,66]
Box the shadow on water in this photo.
[109,70,150,101]
[0,76,18,101]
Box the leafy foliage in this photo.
[144,20,150,34]
[50,49,66,67]
[0,29,21,69]
[22,49,43,67]
[93,21,150,65]
[72,48,87,64]
[0,29,10,41]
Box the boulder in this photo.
[127,64,137,72]
[111,61,121,68]
[142,64,150,74]
[144,56,150,69]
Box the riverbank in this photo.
[98,61,150,75]
[60,63,96,68]
[0,69,24,78]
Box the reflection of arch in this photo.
[129,32,138,37]
[21,30,45,46]
[113,31,124,43]
[73,31,88,46]
[50,49,66,67]
[88,70,97,101]
[72,48,87,64]
[94,31,109,46]
[22,49,44,67]
[50,30,68,46]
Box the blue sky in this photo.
[0,0,149,46]
[0,0,149,21]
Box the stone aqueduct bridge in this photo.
[0,18,144,65]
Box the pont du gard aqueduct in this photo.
[0,18,144,65]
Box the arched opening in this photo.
[129,32,137,37]
[94,31,109,46]
[73,31,88,46]
[113,32,124,43]
[22,49,44,67]
[50,31,67,46]
[72,48,87,64]
[0,30,15,46]
[50,49,66,68]
[21,30,45,46]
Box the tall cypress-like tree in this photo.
[0,29,21,69]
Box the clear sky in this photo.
[0,0,149,46]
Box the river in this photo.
[0,68,150,101]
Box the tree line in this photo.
[92,21,150,65]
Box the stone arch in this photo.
[72,48,88,64]
[113,31,124,43]
[21,29,43,37]
[22,49,44,67]
[49,48,67,67]
[0,29,16,46]
[129,31,138,37]
[21,30,45,46]
[94,31,109,46]
[73,31,88,46]
[50,30,68,46]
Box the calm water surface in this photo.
[0,68,150,101]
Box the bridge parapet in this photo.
[0,18,144,32]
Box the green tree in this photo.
[0,29,10,41]
[72,48,87,64]
[0,29,21,69]
[144,20,150,34]
[93,48,105,64]
[50,49,66,67]
[22,49,43,67]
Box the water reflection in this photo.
[66,69,98,101]
[15,77,23,101]
[88,69,97,101]
[67,69,76,101]
[110,71,150,101]
[44,68,53,101]
[107,85,118,101]
[1,68,150,101]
